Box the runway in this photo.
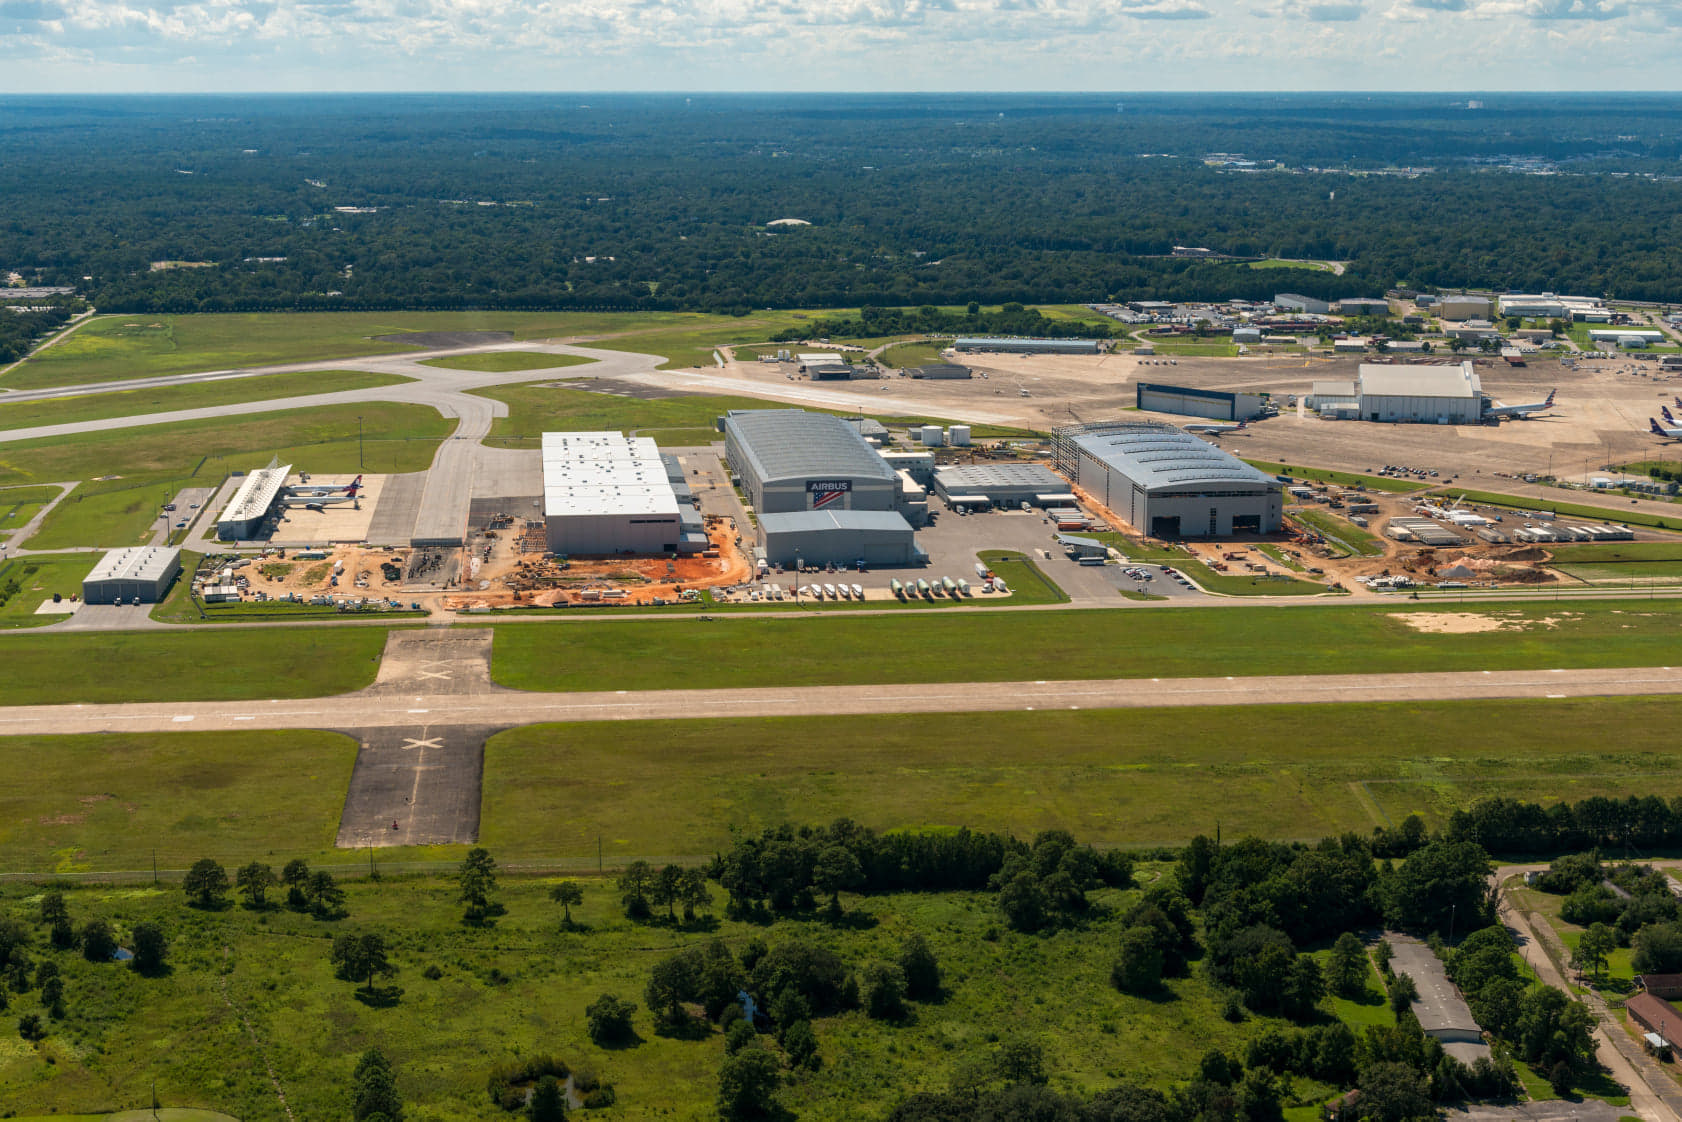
[0,664,1676,737]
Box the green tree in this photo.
[898,933,941,1001]
[862,961,908,1020]
[528,1074,567,1121]
[79,918,116,963]
[653,864,685,921]
[725,1018,758,1055]
[459,847,498,923]
[717,1046,782,1121]
[1112,925,1165,995]
[550,881,584,925]
[130,921,167,973]
[237,861,277,909]
[619,860,655,920]
[1388,971,1419,1013]
[38,892,68,928]
[17,1012,45,1041]
[1328,932,1368,996]
[1572,922,1615,981]
[1356,1060,1433,1122]
[352,1047,403,1122]
[586,993,638,1046]
[680,868,714,922]
[783,1019,819,1070]
[332,933,394,995]
[997,1038,1049,1085]
[309,870,347,917]
[811,845,864,916]
[182,858,230,909]
[647,952,696,1028]
[282,858,312,909]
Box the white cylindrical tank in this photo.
[948,425,971,446]
[920,425,944,446]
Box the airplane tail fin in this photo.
[1235,421,1247,430]
[1544,389,1555,406]
[1665,406,1677,424]
[1653,418,1669,436]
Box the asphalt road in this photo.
[0,664,1677,737]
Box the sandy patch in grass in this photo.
[1391,612,1573,634]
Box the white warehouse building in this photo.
[541,432,689,556]
[1310,361,1483,424]
[1052,422,1282,538]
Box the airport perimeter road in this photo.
[1,665,1680,737]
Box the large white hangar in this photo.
[1311,361,1483,424]
[1136,383,1265,422]
[542,431,692,556]
[1052,422,1281,538]
[217,461,291,541]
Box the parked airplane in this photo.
[282,478,362,508]
[1485,389,1556,420]
[1181,420,1247,436]
[285,474,362,499]
[1649,417,1682,440]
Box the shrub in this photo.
[863,961,908,1021]
[898,934,941,1001]
[725,1018,758,1055]
[79,918,117,963]
[585,993,637,1047]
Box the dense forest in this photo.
[4,94,1682,314]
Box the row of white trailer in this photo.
[1514,523,1636,543]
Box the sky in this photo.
[1,0,1679,93]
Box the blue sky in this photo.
[0,0,1676,92]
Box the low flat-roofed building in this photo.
[931,463,1069,507]
[1275,293,1330,315]
[910,363,972,379]
[1437,295,1492,321]
[1339,298,1390,316]
[1136,383,1265,422]
[1354,361,1483,424]
[1386,934,1490,1065]
[758,509,918,566]
[83,546,181,604]
[953,337,1100,355]
[1629,992,1682,1048]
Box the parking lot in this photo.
[915,505,1204,604]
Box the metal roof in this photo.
[1357,362,1481,400]
[1068,424,1275,492]
[933,464,1066,491]
[85,546,180,584]
[221,463,291,524]
[542,431,679,518]
[723,410,895,485]
[759,509,913,535]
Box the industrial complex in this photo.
[82,546,181,604]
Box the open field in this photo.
[1243,460,1429,494]
[975,550,1068,605]
[1450,489,1682,531]
[0,730,356,873]
[9,404,452,550]
[1247,259,1337,272]
[0,371,413,429]
[0,312,750,390]
[877,340,950,368]
[0,870,1361,1122]
[0,554,99,629]
[1555,561,1682,582]
[480,697,1682,860]
[416,352,595,374]
[1180,560,1327,596]
[1547,542,1682,563]
[0,628,388,706]
[0,484,63,536]
[490,598,1682,694]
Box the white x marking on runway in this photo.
[401,736,443,751]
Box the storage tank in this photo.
[948,425,972,447]
[920,425,944,447]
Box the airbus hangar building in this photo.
[721,409,921,565]
[1052,421,1281,538]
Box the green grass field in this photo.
[1132,340,1239,358]
[0,628,388,706]
[1451,488,1682,531]
[1247,259,1336,272]
[976,550,1069,605]
[416,352,596,374]
[488,598,1682,694]
[0,483,63,537]
[0,871,1357,1122]
[8,403,452,550]
[1243,460,1428,494]
[0,554,98,629]
[0,371,413,430]
[0,730,357,873]
[478,696,1682,860]
[877,339,951,368]
[1547,542,1682,563]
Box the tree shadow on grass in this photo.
[593,1029,645,1052]
[354,984,404,1008]
[653,1013,714,1042]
